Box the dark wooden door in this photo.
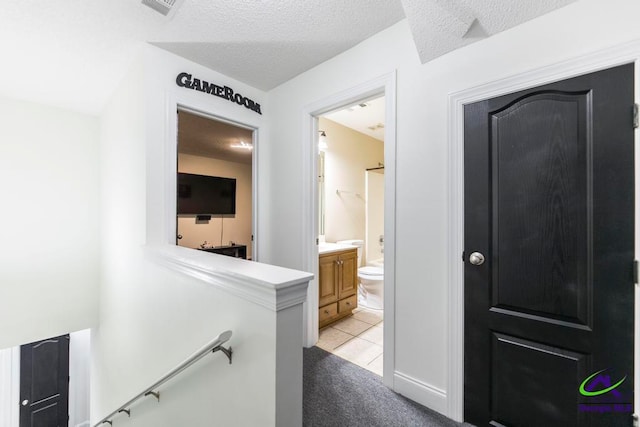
[20,335,70,427]
[464,64,635,426]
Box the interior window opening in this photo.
[176,109,255,260]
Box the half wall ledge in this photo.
[145,244,313,312]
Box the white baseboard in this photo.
[394,371,447,416]
[75,421,90,427]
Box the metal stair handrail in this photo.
[94,330,233,426]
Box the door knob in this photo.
[22,399,28,406]
[469,252,485,266]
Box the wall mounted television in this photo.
[177,173,236,215]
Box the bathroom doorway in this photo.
[315,96,386,376]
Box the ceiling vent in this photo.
[347,103,369,112]
[142,0,181,16]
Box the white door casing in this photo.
[301,71,397,388]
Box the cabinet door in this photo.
[338,249,358,299]
[319,253,339,306]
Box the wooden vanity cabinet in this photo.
[319,248,358,328]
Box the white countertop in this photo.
[318,242,357,255]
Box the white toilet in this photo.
[336,239,384,310]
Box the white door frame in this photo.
[0,346,20,427]
[301,71,397,386]
[447,40,640,421]
[0,333,92,427]
[166,98,261,261]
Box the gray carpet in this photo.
[303,346,471,427]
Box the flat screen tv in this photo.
[177,173,236,215]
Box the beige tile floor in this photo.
[317,307,384,376]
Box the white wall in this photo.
[265,0,640,417]
[177,154,253,255]
[92,46,288,426]
[320,118,383,255]
[0,96,100,350]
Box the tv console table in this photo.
[198,245,247,259]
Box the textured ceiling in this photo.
[324,96,386,141]
[402,0,578,63]
[151,1,407,90]
[0,1,166,114]
[0,0,576,115]
[0,0,404,114]
[178,111,254,165]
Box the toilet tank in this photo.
[336,239,364,267]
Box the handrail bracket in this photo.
[144,391,160,402]
[213,345,233,364]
